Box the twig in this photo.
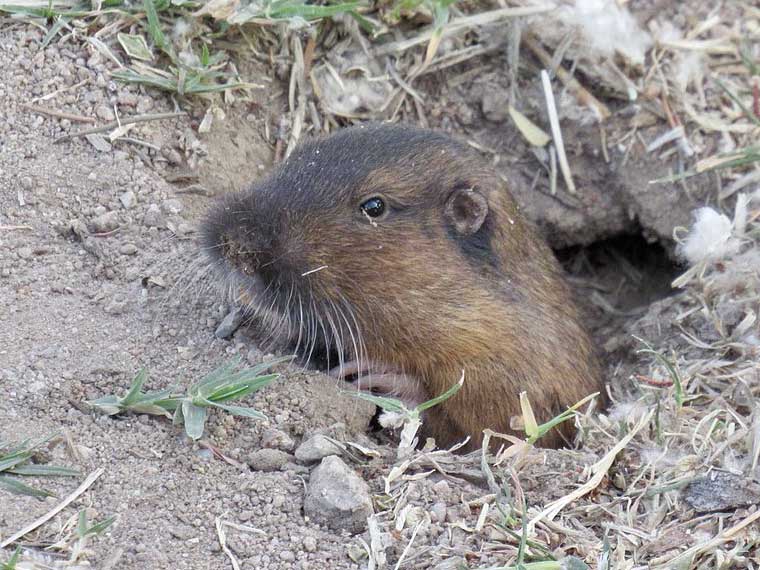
[0,468,105,549]
[21,103,96,124]
[54,112,187,143]
[393,522,423,570]
[32,78,90,103]
[540,69,576,194]
[524,34,611,122]
[0,225,33,231]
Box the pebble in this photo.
[303,456,373,534]
[302,536,317,553]
[176,222,194,236]
[168,524,195,540]
[143,204,165,228]
[215,307,244,340]
[683,472,760,513]
[294,434,341,464]
[17,246,33,260]
[105,296,129,315]
[262,428,296,452]
[481,91,510,122]
[247,449,292,472]
[20,175,32,190]
[136,96,153,114]
[162,198,183,214]
[85,133,112,153]
[119,190,136,209]
[434,557,467,570]
[279,551,296,562]
[95,104,115,121]
[118,92,139,107]
[430,501,447,523]
[90,211,120,233]
[120,243,138,255]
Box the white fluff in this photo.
[607,400,650,423]
[172,18,191,40]
[651,20,683,44]
[677,207,741,264]
[557,0,652,65]
[674,52,706,93]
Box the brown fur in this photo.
[203,122,605,452]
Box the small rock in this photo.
[433,557,467,570]
[91,211,120,233]
[162,147,183,166]
[168,524,195,540]
[118,92,139,107]
[295,434,341,464]
[683,472,760,513]
[176,222,194,236]
[136,96,153,114]
[120,243,138,255]
[302,536,317,553]
[85,133,112,153]
[247,449,292,472]
[215,307,244,339]
[105,296,129,315]
[17,247,33,260]
[20,176,33,190]
[432,480,451,498]
[279,551,296,562]
[95,104,115,121]
[481,91,510,122]
[430,501,447,523]
[120,191,136,209]
[162,198,183,214]
[262,428,296,452]
[143,204,165,229]
[303,456,373,534]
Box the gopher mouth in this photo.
[215,264,426,409]
[328,360,427,410]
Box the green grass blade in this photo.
[0,451,33,473]
[351,392,407,413]
[8,465,80,477]
[79,514,117,537]
[0,475,53,498]
[212,403,268,420]
[41,15,68,48]
[87,395,124,415]
[143,0,167,52]
[2,545,22,570]
[416,375,463,412]
[121,368,150,406]
[206,373,280,403]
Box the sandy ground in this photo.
[0,23,387,569]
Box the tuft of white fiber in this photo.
[678,207,741,265]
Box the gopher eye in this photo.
[360,197,386,219]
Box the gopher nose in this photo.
[220,234,262,277]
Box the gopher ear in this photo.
[444,188,489,235]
